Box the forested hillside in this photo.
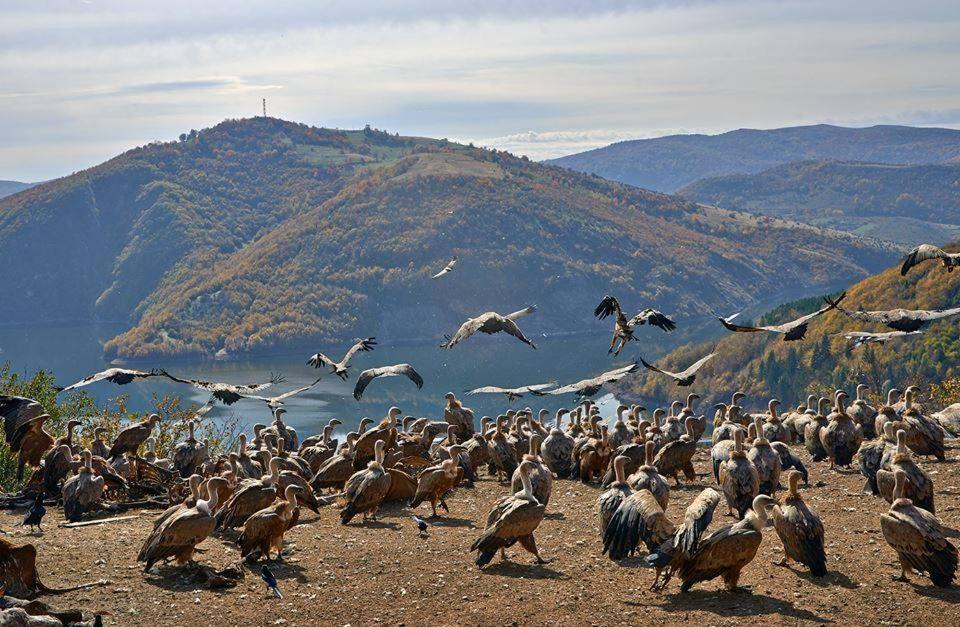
[547,124,960,193]
[615,245,960,407]
[680,161,960,245]
[0,117,899,361]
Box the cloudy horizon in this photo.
[3,0,960,181]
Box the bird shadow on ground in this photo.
[349,520,401,531]
[789,567,859,590]
[612,556,650,570]
[904,581,960,602]
[423,516,476,528]
[245,560,309,584]
[479,561,566,580]
[141,563,245,593]
[652,590,834,622]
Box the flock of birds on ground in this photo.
[0,242,958,621]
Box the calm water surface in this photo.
[0,321,723,439]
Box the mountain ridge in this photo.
[0,117,900,361]
[546,124,960,193]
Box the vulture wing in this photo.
[441,316,484,349]
[505,305,537,321]
[0,396,46,451]
[353,365,424,400]
[594,295,624,322]
[431,256,458,279]
[901,244,949,276]
[342,337,377,365]
[630,309,676,332]
[59,367,161,392]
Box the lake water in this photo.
[0,320,722,440]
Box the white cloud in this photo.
[1,1,959,180]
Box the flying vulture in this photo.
[824,295,960,333]
[441,306,538,349]
[239,377,324,410]
[594,295,676,356]
[160,371,285,405]
[531,364,638,399]
[431,256,458,279]
[58,368,165,393]
[307,337,376,380]
[717,292,845,341]
[900,244,960,276]
[837,330,923,352]
[640,353,715,387]
[465,382,557,401]
[353,364,424,400]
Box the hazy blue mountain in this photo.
[0,117,899,361]
[0,180,34,199]
[680,160,960,245]
[546,124,960,193]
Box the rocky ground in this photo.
[3,442,960,626]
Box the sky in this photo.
[2,0,960,181]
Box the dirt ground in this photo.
[4,442,960,626]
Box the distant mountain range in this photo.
[614,245,960,407]
[546,124,960,193]
[0,180,34,200]
[680,160,960,245]
[0,117,898,361]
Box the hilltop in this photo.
[680,160,960,245]
[615,245,960,407]
[0,117,899,360]
[546,124,960,193]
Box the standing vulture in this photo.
[772,471,827,577]
[160,371,285,405]
[640,353,714,387]
[717,293,843,341]
[470,460,549,567]
[644,488,722,591]
[353,364,424,400]
[531,363,638,399]
[880,470,957,587]
[0,395,54,481]
[108,414,160,460]
[339,440,392,524]
[57,368,164,393]
[307,337,376,380]
[594,295,675,356]
[824,295,960,333]
[900,243,960,275]
[674,495,776,592]
[441,306,538,349]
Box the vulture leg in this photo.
[723,568,748,592]
[608,333,617,354]
[518,534,550,564]
[773,555,790,567]
[892,565,911,583]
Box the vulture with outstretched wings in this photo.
[465,382,557,401]
[239,377,324,410]
[900,244,960,276]
[640,353,715,387]
[58,367,165,393]
[441,306,538,349]
[307,337,376,380]
[431,256,458,279]
[837,330,923,352]
[824,294,960,333]
[0,395,54,481]
[353,364,424,400]
[160,371,285,405]
[531,364,638,399]
[594,295,676,356]
[717,292,844,341]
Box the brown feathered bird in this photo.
[0,395,55,481]
[772,471,827,577]
[594,295,675,356]
[238,484,304,561]
[470,460,549,567]
[339,440,392,524]
[441,306,538,349]
[880,470,957,587]
[108,413,161,460]
[410,458,462,518]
